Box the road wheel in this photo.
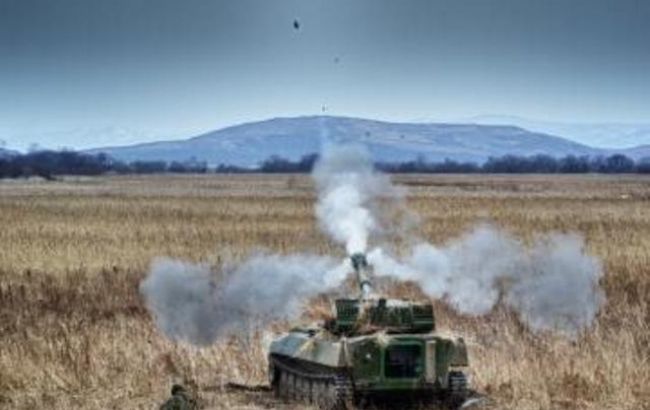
[278,370,289,400]
[269,363,280,397]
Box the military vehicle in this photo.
[268,253,470,409]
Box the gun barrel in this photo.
[350,253,373,299]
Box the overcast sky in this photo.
[1,0,649,150]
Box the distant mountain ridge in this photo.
[467,115,650,149]
[87,116,648,167]
[0,148,19,158]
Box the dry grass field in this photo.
[0,174,649,409]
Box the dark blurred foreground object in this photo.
[159,384,197,410]
[293,19,300,30]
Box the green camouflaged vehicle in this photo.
[268,254,469,409]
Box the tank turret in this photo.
[334,253,435,335]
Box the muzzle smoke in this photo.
[140,143,605,343]
[141,254,349,345]
[312,144,402,254]
[367,226,604,335]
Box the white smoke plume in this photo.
[313,145,604,335]
[141,142,605,344]
[140,254,349,345]
[312,144,401,254]
[367,225,605,336]
[504,233,605,334]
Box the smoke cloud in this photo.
[312,144,401,254]
[504,233,605,334]
[368,225,604,336]
[140,254,349,345]
[141,142,605,344]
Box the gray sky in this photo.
[1,0,649,150]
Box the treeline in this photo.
[0,151,208,180]
[379,154,650,174]
[258,152,650,174]
[1,150,650,179]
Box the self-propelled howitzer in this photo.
[268,253,470,408]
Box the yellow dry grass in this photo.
[0,174,649,409]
